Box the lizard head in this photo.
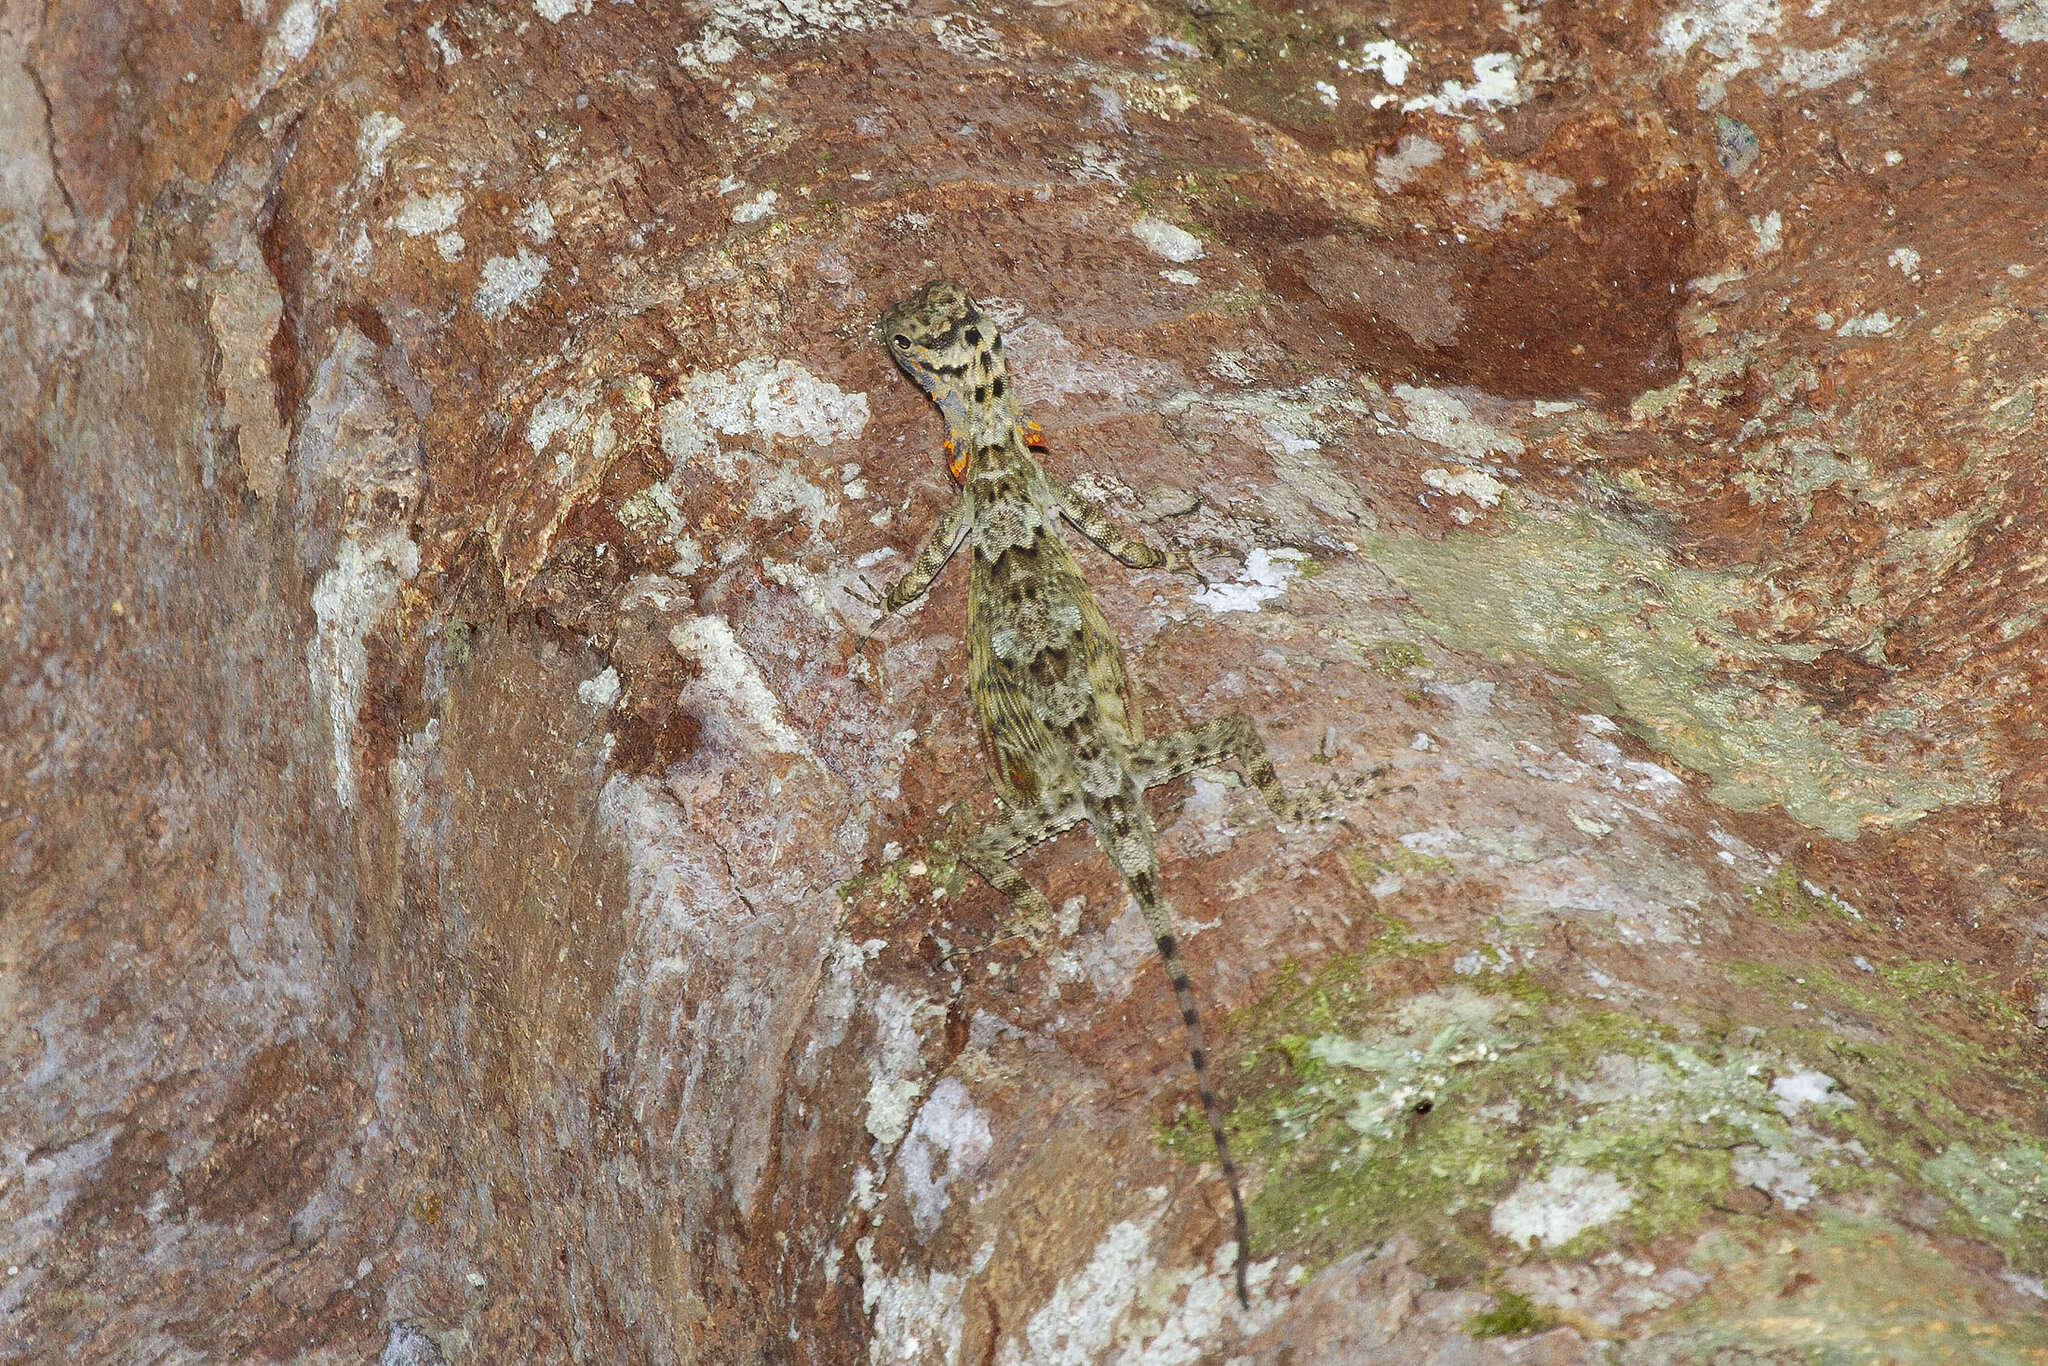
[878,280,1010,435]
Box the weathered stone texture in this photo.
[5,0,2046,1361]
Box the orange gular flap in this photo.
[1020,420,1047,450]
[946,438,969,483]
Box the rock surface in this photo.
[5,0,2047,1360]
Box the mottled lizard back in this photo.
[870,279,1353,1307]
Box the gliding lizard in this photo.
[863,280,1355,1308]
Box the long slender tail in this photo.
[1093,789,1252,1309]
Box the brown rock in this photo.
[6,0,2047,1360]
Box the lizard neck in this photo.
[944,395,1027,473]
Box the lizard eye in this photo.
[892,335,911,349]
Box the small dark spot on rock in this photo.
[1715,115,1761,176]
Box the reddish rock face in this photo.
[6,0,2047,1360]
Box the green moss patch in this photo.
[1652,1216,2048,1361]
[1170,977,1838,1278]
[1368,505,1996,837]
[1164,941,2048,1305]
[1465,1289,1556,1338]
[1923,1142,2048,1273]
[1749,865,1861,927]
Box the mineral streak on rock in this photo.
[5,0,2048,1360]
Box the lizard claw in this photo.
[1165,547,1221,591]
[847,573,887,611]
[849,575,897,651]
[979,899,1056,955]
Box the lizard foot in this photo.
[977,890,1057,955]
[849,575,896,651]
[1272,763,1401,823]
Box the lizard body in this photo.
[869,280,1329,1308]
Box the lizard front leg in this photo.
[1132,713,1382,821]
[1051,480,1179,571]
[960,791,1086,948]
[859,494,973,646]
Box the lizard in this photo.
[862,279,1349,1309]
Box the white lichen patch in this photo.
[614,481,704,573]
[1159,379,1380,534]
[1997,0,2048,43]
[1144,33,1204,60]
[1131,215,1204,263]
[254,0,330,101]
[1777,37,1873,89]
[668,616,813,757]
[1375,134,1442,193]
[1769,1067,1852,1115]
[380,1323,442,1366]
[1565,1053,1671,1105]
[1491,1165,1635,1248]
[308,528,419,809]
[760,555,852,621]
[577,665,620,710]
[597,774,718,947]
[659,358,869,473]
[748,464,834,526]
[994,1203,1277,1365]
[1402,52,1522,115]
[1750,210,1783,255]
[930,11,1005,60]
[680,0,907,68]
[392,191,463,237]
[862,1238,1000,1365]
[1313,991,1512,1145]
[1657,0,1781,108]
[356,111,405,178]
[516,199,556,242]
[997,319,1172,401]
[731,189,779,224]
[998,1212,1156,1366]
[426,19,460,64]
[1191,548,1307,613]
[534,0,591,20]
[1046,899,1156,1002]
[1357,38,1413,85]
[1887,246,1921,277]
[524,383,619,481]
[1125,1241,1283,1363]
[1421,467,1507,511]
[1119,77,1197,118]
[1732,1144,1817,1210]
[1393,385,1526,460]
[527,386,594,457]
[1835,310,1896,338]
[474,248,549,320]
[899,1078,993,1239]
[1460,167,1574,231]
[863,985,931,1148]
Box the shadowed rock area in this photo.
[4,0,2046,1360]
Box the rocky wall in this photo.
[4,0,2046,1361]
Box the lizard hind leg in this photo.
[1133,712,1376,822]
[959,793,1085,949]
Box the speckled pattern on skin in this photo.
[864,277,1377,1310]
